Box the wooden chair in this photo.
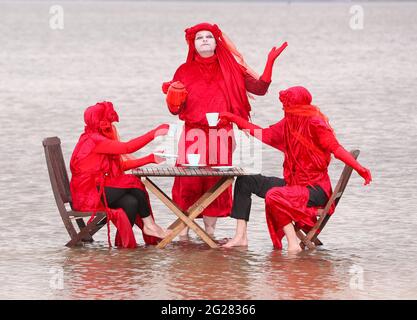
[296,150,360,250]
[43,137,106,247]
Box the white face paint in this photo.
[194,30,216,58]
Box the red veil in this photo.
[70,102,159,248]
[279,86,334,186]
[265,87,337,249]
[184,22,257,120]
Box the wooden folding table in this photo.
[132,166,247,249]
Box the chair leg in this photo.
[88,220,106,238]
[303,239,316,250]
[295,226,322,250]
[314,238,323,246]
[75,218,94,242]
[66,214,106,247]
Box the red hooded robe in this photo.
[167,23,271,217]
[262,87,340,249]
[70,102,159,248]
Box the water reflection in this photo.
[162,244,256,300]
[52,242,358,300]
[258,250,342,299]
[60,246,153,299]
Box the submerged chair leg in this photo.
[75,218,94,242]
[295,226,322,250]
[66,214,106,247]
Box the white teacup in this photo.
[206,112,219,127]
[187,154,200,166]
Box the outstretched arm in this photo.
[220,112,261,135]
[313,121,372,185]
[259,42,288,83]
[94,124,169,155]
[333,146,372,185]
[219,112,284,151]
[242,42,287,96]
[121,153,165,171]
[244,73,270,96]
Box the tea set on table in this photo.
[155,112,235,172]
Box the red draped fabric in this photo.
[70,102,159,248]
[264,87,340,249]
[168,23,270,218]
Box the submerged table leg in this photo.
[141,177,224,248]
[157,177,234,248]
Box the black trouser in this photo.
[103,187,151,226]
[231,174,328,221]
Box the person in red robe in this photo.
[219,86,372,252]
[162,22,288,237]
[70,101,171,248]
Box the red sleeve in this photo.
[121,155,154,171]
[93,139,130,154]
[310,118,341,153]
[162,63,186,94]
[93,129,157,155]
[164,64,185,89]
[261,119,285,151]
[173,65,185,82]
[244,72,271,96]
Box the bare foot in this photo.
[205,227,215,238]
[162,228,173,238]
[143,224,170,239]
[222,235,248,248]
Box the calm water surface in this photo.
[0,1,417,299]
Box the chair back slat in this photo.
[319,150,360,215]
[43,137,72,205]
[334,150,359,207]
[43,136,80,240]
[309,150,360,241]
[43,137,107,246]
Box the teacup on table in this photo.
[206,112,219,127]
[187,154,200,166]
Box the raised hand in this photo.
[267,42,288,62]
[261,42,288,82]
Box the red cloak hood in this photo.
[184,22,252,120]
